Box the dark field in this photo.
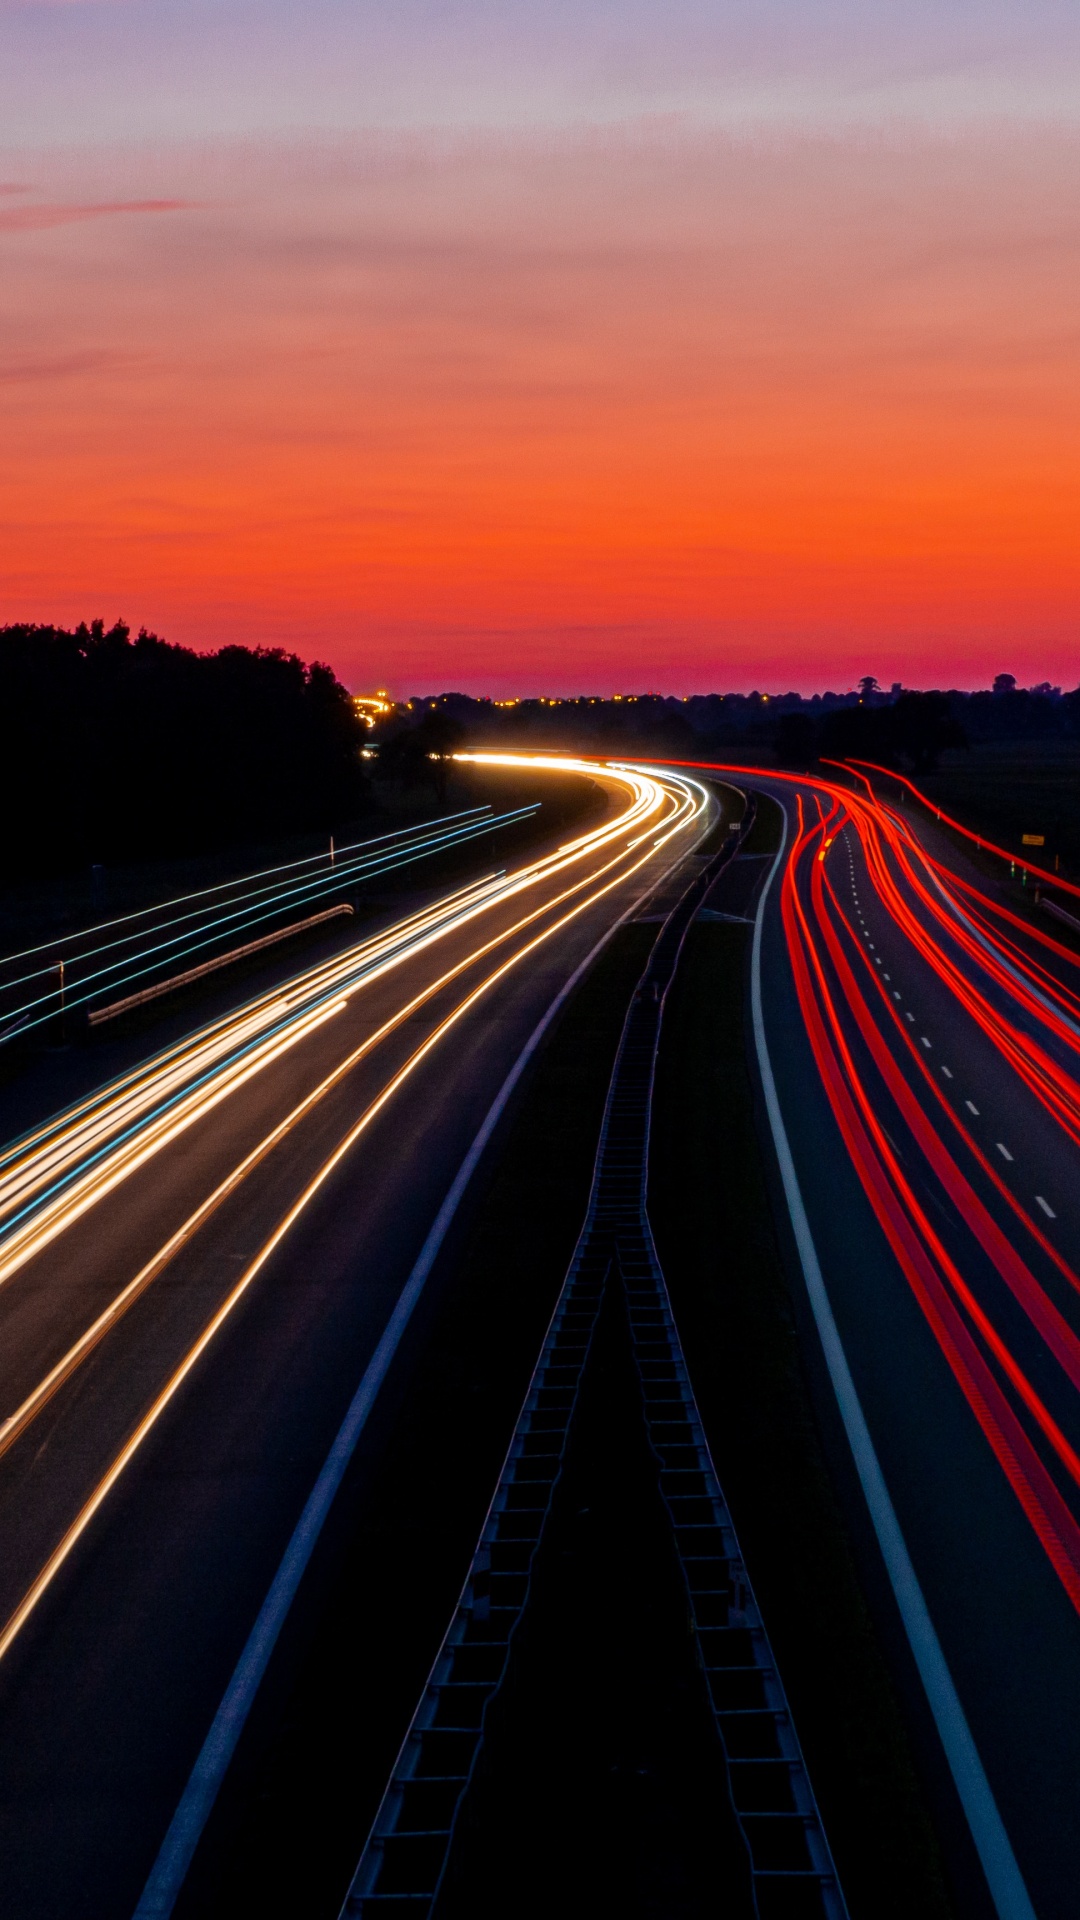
[919,743,1080,879]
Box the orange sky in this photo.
[2,125,1079,692]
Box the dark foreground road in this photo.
[0,756,715,1918]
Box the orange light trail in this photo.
[0,756,698,1290]
[0,757,707,1461]
[0,756,711,1663]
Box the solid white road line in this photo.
[751,786,1036,1920]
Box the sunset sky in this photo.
[2,2,1079,695]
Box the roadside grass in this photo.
[649,908,957,1920]
[919,743,1080,879]
[739,796,784,856]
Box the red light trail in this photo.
[648,752,1080,1619]
[784,789,1080,1611]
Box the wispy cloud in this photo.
[0,198,192,234]
[0,348,135,383]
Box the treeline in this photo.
[1,621,369,881]
[386,674,1080,773]
[7,620,1074,883]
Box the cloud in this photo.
[0,348,136,383]
[0,198,192,234]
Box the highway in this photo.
[0,753,712,1918]
[7,739,1074,1920]
[692,761,1080,1920]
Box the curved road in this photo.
[0,754,714,1918]
[677,759,1080,1920]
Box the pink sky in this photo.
[2,7,1079,694]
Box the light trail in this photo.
[0,807,491,973]
[0,760,707,1457]
[0,803,536,1042]
[840,798,1080,1149]
[792,785,1080,1612]
[0,757,695,1292]
[0,757,710,1665]
[812,853,1080,1457]
[818,866,1080,1304]
[781,797,1080,1611]
[643,752,1080,1618]
[846,756,1080,905]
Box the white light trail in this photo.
[0,756,712,1664]
[0,758,702,1293]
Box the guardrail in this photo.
[343,794,848,1918]
[86,903,356,1025]
[0,803,537,1047]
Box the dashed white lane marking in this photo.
[883,973,891,981]
[844,846,1039,1233]
[875,958,882,967]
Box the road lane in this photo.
[0,759,676,1291]
[0,754,715,1917]
[0,762,690,1398]
[745,769,1080,1920]
[632,752,1080,1915]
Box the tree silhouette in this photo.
[0,621,370,882]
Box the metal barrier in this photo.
[342,795,848,1919]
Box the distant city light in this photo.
[352,693,393,730]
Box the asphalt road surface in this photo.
[733,765,1080,1920]
[0,755,715,1919]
